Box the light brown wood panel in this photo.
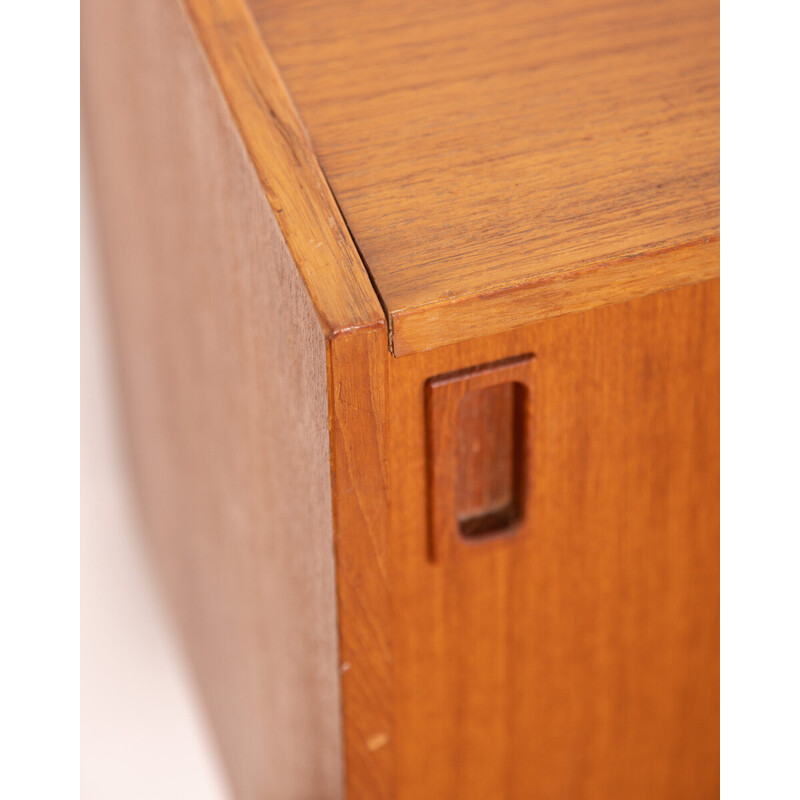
[329,330,394,800]
[249,0,719,353]
[182,0,384,337]
[391,238,719,356]
[379,280,720,799]
[82,0,355,796]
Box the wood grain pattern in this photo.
[379,280,720,799]
[328,330,394,800]
[182,0,384,338]
[250,0,719,354]
[82,0,349,796]
[391,236,719,356]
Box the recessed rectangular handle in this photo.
[425,354,535,563]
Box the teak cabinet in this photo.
[82,0,719,797]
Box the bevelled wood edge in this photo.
[180,0,717,359]
[182,0,386,338]
[391,237,720,357]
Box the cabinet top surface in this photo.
[247,0,719,353]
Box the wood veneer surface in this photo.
[182,0,385,338]
[82,0,346,796]
[249,0,720,353]
[342,280,720,798]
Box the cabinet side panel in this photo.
[82,1,343,798]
